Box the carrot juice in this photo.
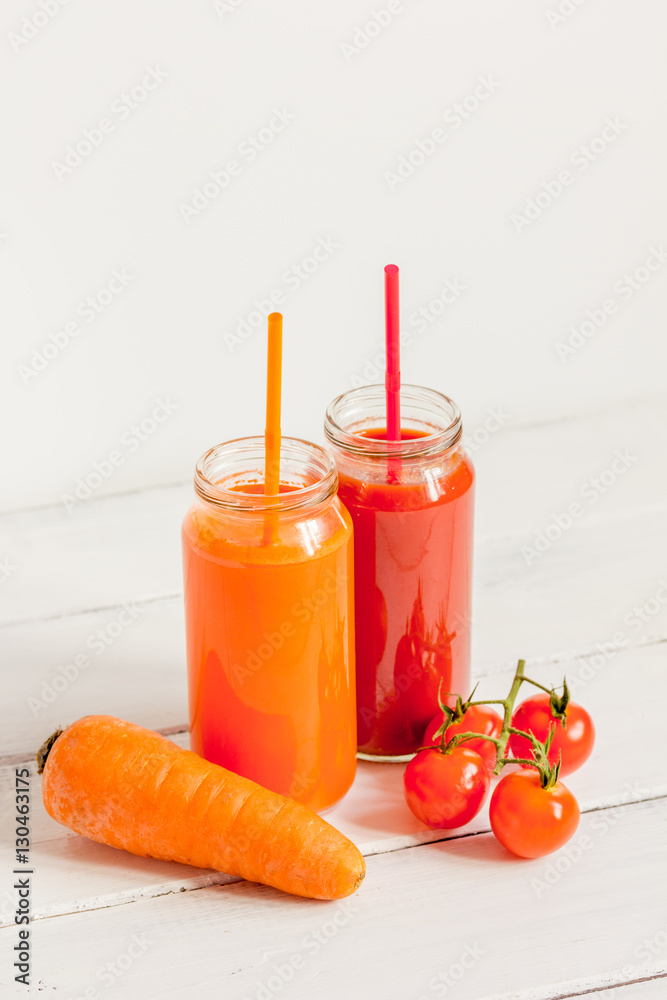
[325,385,475,759]
[182,437,356,813]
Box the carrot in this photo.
[37,715,365,901]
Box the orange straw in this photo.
[264,311,282,502]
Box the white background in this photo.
[2,0,666,514]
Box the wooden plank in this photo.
[2,503,666,763]
[1,643,664,928]
[471,395,666,542]
[473,503,667,677]
[0,484,189,627]
[0,396,664,629]
[1,597,188,763]
[3,797,665,1000]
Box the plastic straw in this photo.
[384,264,401,441]
[264,312,282,497]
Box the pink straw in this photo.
[384,264,401,441]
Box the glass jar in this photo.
[182,436,356,813]
[324,385,475,761]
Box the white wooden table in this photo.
[2,397,666,999]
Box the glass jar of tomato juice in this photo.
[182,436,356,812]
[324,385,475,760]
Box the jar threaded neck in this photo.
[194,436,338,512]
[324,384,462,458]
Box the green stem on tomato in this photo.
[509,724,560,788]
[491,658,526,775]
[445,732,502,751]
[465,699,508,707]
[431,658,564,788]
[443,659,526,774]
[520,677,556,695]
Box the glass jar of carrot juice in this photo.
[324,385,475,761]
[182,437,356,813]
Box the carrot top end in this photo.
[36,728,64,774]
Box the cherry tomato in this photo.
[489,770,580,858]
[509,694,595,775]
[424,704,503,772]
[404,746,490,829]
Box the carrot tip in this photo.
[36,728,64,774]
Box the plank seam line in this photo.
[12,878,243,927]
[0,724,190,767]
[363,792,667,859]
[0,479,190,519]
[495,391,664,434]
[0,592,183,629]
[471,635,667,679]
[474,497,667,546]
[539,970,667,999]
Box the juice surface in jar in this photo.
[325,386,475,759]
[182,437,356,813]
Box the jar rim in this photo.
[194,436,338,512]
[324,383,462,458]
